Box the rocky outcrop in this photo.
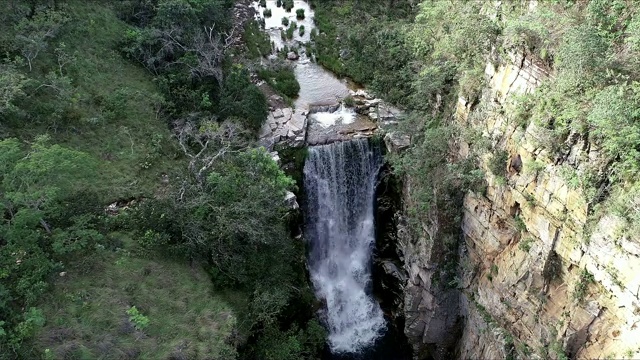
[258,107,307,149]
[454,51,640,360]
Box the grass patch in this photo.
[30,233,238,360]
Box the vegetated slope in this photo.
[1,0,180,198]
[32,236,237,359]
[0,1,319,359]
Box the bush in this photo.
[286,22,297,39]
[258,65,300,98]
[219,66,268,132]
[259,0,266,7]
[489,149,509,178]
[283,0,294,12]
[264,8,272,17]
[296,9,305,19]
[282,17,289,26]
[299,25,305,37]
[573,268,595,303]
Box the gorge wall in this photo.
[399,40,640,360]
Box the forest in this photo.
[2,0,640,359]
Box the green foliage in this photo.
[0,63,28,115]
[135,147,295,286]
[0,136,104,356]
[120,0,233,117]
[296,8,305,20]
[283,0,294,12]
[513,215,527,232]
[127,306,150,330]
[282,16,289,26]
[285,21,297,40]
[258,64,300,99]
[247,319,326,360]
[263,8,272,17]
[411,0,498,100]
[390,115,484,285]
[573,268,595,303]
[12,9,70,71]
[518,237,534,254]
[489,150,509,179]
[243,20,272,59]
[487,264,499,282]
[219,66,268,132]
[503,8,562,62]
[588,83,640,181]
[299,25,305,37]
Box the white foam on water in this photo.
[311,104,357,128]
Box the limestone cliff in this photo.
[453,52,640,359]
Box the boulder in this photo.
[284,191,299,210]
[287,52,299,61]
[384,132,411,153]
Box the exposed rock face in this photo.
[398,213,462,359]
[454,51,640,359]
[305,116,378,146]
[384,132,410,153]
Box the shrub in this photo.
[572,268,595,303]
[263,8,272,17]
[219,66,268,132]
[285,22,297,39]
[514,215,527,232]
[299,25,305,37]
[343,96,355,107]
[126,306,150,330]
[489,150,509,178]
[259,0,266,7]
[258,65,300,98]
[296,9,305,19]
[518,237,534,252]
[283,0,294,12]
[276,0,282,7]
[282,17,289,26]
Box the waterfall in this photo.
[303,139,386,354]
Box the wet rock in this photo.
[350,89,374,100]
[381,260,408,283]
[309,103,341,114]
[287,51,299,61]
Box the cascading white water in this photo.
[303,139,386,354]
[310,104,357,128]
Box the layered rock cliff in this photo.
[419,44,640,360]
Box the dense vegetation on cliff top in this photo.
[2,0,640,358]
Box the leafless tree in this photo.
[173,116,249,184]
